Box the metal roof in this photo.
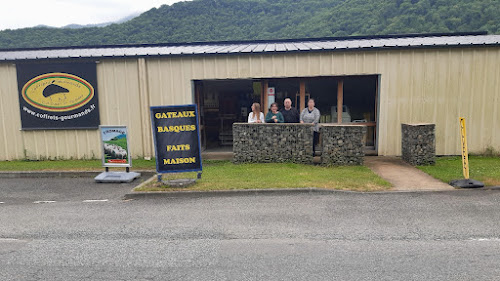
[1,33,500,61]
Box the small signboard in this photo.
[99,125,132,167]
[150,104,202,174]
[267,87,275,108]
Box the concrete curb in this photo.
[0,170,155,179]
[127,175,348,200]
[124,187,500,199]
[123,187,342,200]
[481,186,500,191]
[124,178,500,199]
[130,175,158,191]
[0,171,100,178]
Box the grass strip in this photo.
[0,158,391,191]
[135,161,391,192]
[417,156,500,186]
[0,159,156,171]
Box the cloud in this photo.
[0,0,188,30]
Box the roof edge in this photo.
[0,31,489,52]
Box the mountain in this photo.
[61,12,141,29]
[0,0,498,49]
[27,13,140,30]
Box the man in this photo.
[280,98,300,123]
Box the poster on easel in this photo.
[99,125,132,167]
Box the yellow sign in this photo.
[459,117,469,179]
[21,72,94,112]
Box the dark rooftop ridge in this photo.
[0,31,488,52]
[2,31,498,62]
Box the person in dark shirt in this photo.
[279,98,300,123]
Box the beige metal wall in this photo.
[0,59,148,160]
[0,46,499,160]
[144,47,500,156]
[0,63,24,160]
[96,59,149,159]
[376,47,500,155]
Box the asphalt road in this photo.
[1,177,500,280]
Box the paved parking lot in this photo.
[0,175,152,205]
[1,176,500,280]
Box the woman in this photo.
[265,102,284,123]
[300,98,320,155]
[248,102,264,123]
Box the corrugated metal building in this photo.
[0,32,499,160]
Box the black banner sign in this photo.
[150,105,202,173]
[16,62,100,130]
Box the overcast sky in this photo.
[0,0,189,30]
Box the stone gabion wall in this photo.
[232,123,314,164]
[320,125,366,166]
[401,123,436,166]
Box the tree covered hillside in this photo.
[0,0,498,49]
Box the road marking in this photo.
[82,199,109,203]
[470,238,500,242]
[33,201,56,204]
[0,202,5,204]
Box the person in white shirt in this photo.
[248,102,265,123]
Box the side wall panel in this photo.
[376,48,500,155]
[97,59,145,159]
[0,64,24,160]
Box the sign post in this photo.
[150,104,202,186]
[94,125,141,183]
[459,117,469,179]
[449,117,484,188]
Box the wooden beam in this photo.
[260,80,265,112]
[337,80,344,124]
[263,81,269,114]
[299,80,306,111]
[194,82,206,150]
[195,82,201,117]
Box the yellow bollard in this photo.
[459,117,469,180]
[450,117,484,188]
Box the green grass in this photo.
[418,156,500,186]
[0,159,156,171]
[105,138,128,151]
[135,161,391,192]
[0,158,391,192]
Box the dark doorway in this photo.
[306,76,378,148]
[195,79,261,150]
[195,75,379,153]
